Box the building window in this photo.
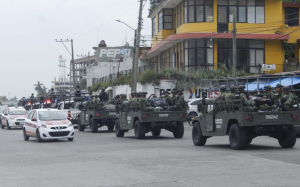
[163,9,173,29]
[217,39,264,74]
[185,39,214,71]
[185,0,214,23]
[158,11,163,32]
[285,7,299,27]
[152,17,156,36]
[217,0,264,24]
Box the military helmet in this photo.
[238,85,245,90]
[121,94,127,98]
[136,92,141,96]
[177,89,183,93]
[276,84,284,89]
[283,86,290,92]
[115,95,120,98]
[164,91,170,94]
[141,92,147,95]
[230,86,237,92]
[264,85,271,91]
[220,85,227,91]
[131,91,137,96]
[101,88,105,91]
[171,90,177,94]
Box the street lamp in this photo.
[116,20,137,89]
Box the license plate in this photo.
[19,123,24,125]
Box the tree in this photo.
[34,81,48,97]
[79,79,87,90]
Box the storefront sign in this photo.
[96,47,133,62]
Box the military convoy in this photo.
[191,98,299,150]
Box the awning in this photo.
[245,77,300,91]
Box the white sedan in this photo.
[1,107,28,129]
[23,109,75,142]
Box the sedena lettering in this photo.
[159,114,169,117]
[109,113,116,116]
[265,115,278,120]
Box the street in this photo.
[0,123,300,187]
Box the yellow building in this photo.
[144,0,300,74]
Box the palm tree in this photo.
[34,81,48,97]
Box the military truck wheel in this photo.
[173,121,184,138]
[151,129,161,137]
[78,119,85,132]
[107,124,114,131]
[115,119,124,137]
[192,122,206,146]
[278,125,296,148]
[134,120,145,139]
[90,118,98,133]
[229,124,247,150]
[1,124,4,129]
[246,139,252,145]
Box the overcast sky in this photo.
[0,0,151,100]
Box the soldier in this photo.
[260,85,274,110]
[170,90,177,106]
[130,92,137,101]
[225,86,237,100]
[99,88,108,102]
[136,92,142,101]
[175,90,185,111]
[277,86,294,111]
[140,92,153,111]
[161,91,172,106]
[120,94,128,103]
[75,85,81,97]
[272,84,284,107]
[216,85,227,100]
[239,85,254,112]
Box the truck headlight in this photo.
[41,123,49,128]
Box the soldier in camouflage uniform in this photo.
[130,92,137,101]
[276,86,294,111]
[136,92,141,101]
[272,84,284,109]
[216,85,227,100]
[225,86,237,100]
[120,94,128,103]
[140,92,154,111]
[259,85,274,110]
[170,90,177,106]
[175,90,185,111]
[161,91,172,106]
[238,85,253,112]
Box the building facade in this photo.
[146,0,300,74]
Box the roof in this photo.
[146,33,289,59]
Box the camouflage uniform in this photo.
[276,87,294,111]
[161,91,172,106]
[175,90,185,111]
[260,85,274,110]
[140,92,153,111]
[170,90,177,106]
[238,85,253,112]
[271,84,284,109]
[217,85,227,100]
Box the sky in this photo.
[0,0,151,100]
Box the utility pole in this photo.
[131,30,137,88]
[232,14,237,84]
[132,0,144,92]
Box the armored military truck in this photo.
[77,96,116,133]
[191,99,299,150]
[114,100,187,139]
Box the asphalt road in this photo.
[1,123,300,187]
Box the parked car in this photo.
[1,107,28,129]
[0,105,8,125]
[187,99,202,118]
[23,109,74,142]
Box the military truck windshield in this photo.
[10,110,27,115]
[38,111,66,121]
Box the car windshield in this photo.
[0,108,6,113]
[38,111,66,121]
[10,110,27,115]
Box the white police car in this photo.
[23,109,74,142]
[1,107,28,129]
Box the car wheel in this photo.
[1,123,4,129]
[78,119,85,132]
[192,122,207,146]
[229,124,247,150]
[23,128,29,141]
[115,119,124,137]
[188,112,197,118]
[173,121,184,138]
[68,138,74,141]
[7,121,11,130]
[151,129,161,137]
[90,118,98,133]
[107,124,114,131]
[278,125,296,148]
[36,129,43,143]
[134,120,145,139]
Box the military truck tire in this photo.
[192,122,207,146]
[90,118,98,133]
[229,124,247,150]
[107,124,114,131]
[246,139,252,145]
[134,120,145,139]
[278,125,296,148]
[7,121,11,130]
[1,124,4,129]
[78,119,85,132]
[151,129,161,137]
[173,121,184,138]
[115,119,124,137]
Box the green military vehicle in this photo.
[77,96,116,133]
[191,98,299,150]
[114,100,187,139]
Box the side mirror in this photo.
[197,104,204,113]
[31,118,37,122]
[4,113,7,116]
